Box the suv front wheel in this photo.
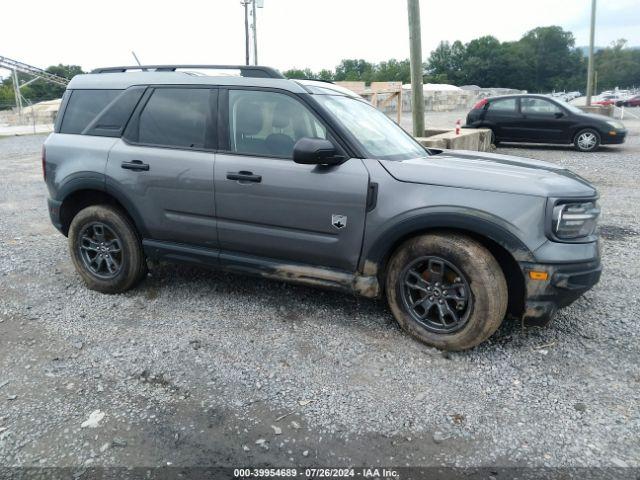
[68,205,147,293]
[385,233,507,351]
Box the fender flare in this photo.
[56,172,105,200]
[57,174,149,237]
[362,208,536,273]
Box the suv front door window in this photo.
[215,89,369,271]
[228,89,326,158]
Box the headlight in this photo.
[552,201,600,239]
[606,120,624,130]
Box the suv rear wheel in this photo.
[385,233,507,351]
[574,128,600,152]
[68,205,147,293]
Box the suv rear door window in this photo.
[59,89,120,134]
[138,88,213,149]
[227,90,326,158]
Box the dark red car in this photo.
[619,95,640,107]
[594,95,617,106]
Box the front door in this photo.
[107,87,218,248]
[214,88,370,272]
[518,97,571,143]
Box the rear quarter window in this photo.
[59,89,121,134]
[487,98,516,112]
[84,87,146,137]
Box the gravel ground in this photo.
[0,119,639,475]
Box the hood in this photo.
[579,112,616,125]
[379,150,597,198]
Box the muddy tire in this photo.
[385,233,508,351]
[68,205,147,294]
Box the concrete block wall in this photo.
[416,128,492,152]
[578,105,613,117]
[402,87,525,112]
[0,108,58,127]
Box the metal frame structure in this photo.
[0,55,69,121]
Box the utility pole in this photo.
[12,69,23,123]
[252,0,258,65]
[407,0,425,137]
[586,0,596,106]
[242,1,250,66]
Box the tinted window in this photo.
[228,90,326,158]
[138,88,212,149]
[487,98,516,112]
[521,98,562,115]
[84,87,146,137]
[60,89,120,134]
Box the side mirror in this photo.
[293,138,344,165]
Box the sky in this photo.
[1,0,639,76]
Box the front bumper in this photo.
[519,259,602,326]
[601,128,627,145]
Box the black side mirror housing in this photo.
[293,138,344,165]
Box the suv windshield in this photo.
[315,95,429,160]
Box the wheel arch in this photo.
[569,124,604,141]
[364,213,532,319]
[59,185,147,238]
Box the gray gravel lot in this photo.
[0,119,639,473]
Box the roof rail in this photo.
[90,65,285,79]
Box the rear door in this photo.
[519,97,571,143]
[106,86,219,248]
[213,88,369,271]
[482,97,522,141]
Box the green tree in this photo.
[334,59,374,83]
[317,69,334,81]
[426,40,465,84]
[373,59,411,83]
[594,39,640,91]
[282,68,315,79]
[462,36,505,87]
[518,26,583,91]
[0,83,15,110]
[425,26,586,91]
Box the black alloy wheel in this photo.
[78,222,123,279]
[399,256,473,334]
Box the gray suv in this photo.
[43,65,602,350]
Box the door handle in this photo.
[121,160,150,171]
[226,171,262,183]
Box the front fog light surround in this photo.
[552,201,600,240]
